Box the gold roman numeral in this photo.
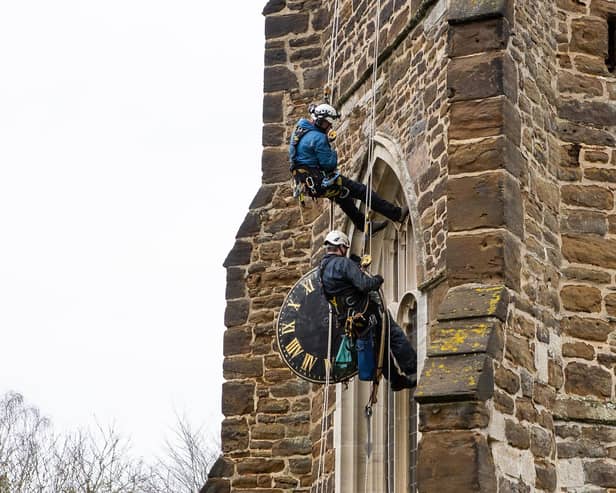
[280,320,296,335]
[301,353,317,373]
[285,338,304,359]
[301,278,315,294]
[287,298,301,310]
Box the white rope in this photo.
[326,0,341,102]
[316,304,333,493]
[363,0,382,258]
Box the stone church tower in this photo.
[204,0,616,491]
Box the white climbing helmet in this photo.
[324,230,350,248]
[309,103,340,124]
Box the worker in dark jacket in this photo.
[319,230,417,390]
[289,103,408,235]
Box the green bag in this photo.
[333,335,357,380]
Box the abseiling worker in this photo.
[289,103,408,235]
[319,230,417,389]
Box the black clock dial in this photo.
[276,267,357,384]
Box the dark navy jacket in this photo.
[289,118,338,172]
[320,253,383,313]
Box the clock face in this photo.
[276,267,357,384]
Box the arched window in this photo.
[334,135,427,493]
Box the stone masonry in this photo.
[204,0,616,492]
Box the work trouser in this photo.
[381,315,418,390]
[354,305,417,390]
[334,175,403,231]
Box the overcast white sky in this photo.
[0,1,263,457]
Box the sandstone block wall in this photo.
[204,0,616,492]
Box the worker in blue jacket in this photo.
[289,103,408,235]
[319,230,417,390]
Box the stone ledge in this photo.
[554,397,616,425]
[448,0,511,24]
[415,353,494,403]
[428,318,503,358]
[437,284,510,321]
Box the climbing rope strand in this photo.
[326,0,341,102]
[363,0,381,257]
[316,305,333,493]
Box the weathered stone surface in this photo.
[449,135,525,178]
[570,17,609,57]
[226,267,245,300]
[565,362,612,398]
[429,319,503,357]
[562,341,596,360]
[495,364,520,394]
[561,209,608,236]
[224,299,250,327]
[516,397,539,423]
[236,211,261,238]
[558,72,604,97]
[585,167,616,183]
[437,284,510,322]
[448,17,509,57]
[447,171,522,236]
[221,417,249,452]
[549,359,564,389]
[557,120,616,146]
[559,99,616,128]
[208,456,234,479]
[448,53,509,102]
[562,316,615,342]
[563,235,616,269]
[223,357,263,379]
[263,94,283,123]
[448,232,520,289]
[558,439,607,459]
[535,461,557,492]
[265,13,309,39]
[261,148,290,184]
[554,397,616,424]
[506,334,535,372]
[563,266,611,284]
[419,401,490,431]
[562,185,614,210]
[264,66,299,92]
[606,294,616,316]
[561,285,602,313]
[262,124,285,146]
[505,419,530,449]
[448,0,509,23]
[200,478,230,493]
[257,397,290,414]
[272,437,311,456]
[584,460,616,488]
[574,54,611,76]
[262,0,285,15]
[416,353,494,403]
[222,382,255,416]
[249,185,276,209]
[223,240,252,267]
[237,458,285,474]
[530,426,553,458]
[450,96,520,142]
[418,431,496,492]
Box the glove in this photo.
[373,274,384,287]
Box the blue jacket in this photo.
[289,118,338,172]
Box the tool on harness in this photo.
[321,171,340,188]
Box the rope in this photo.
[326,0,341,103]
[362,0,382,258]
[315,303,334,493]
